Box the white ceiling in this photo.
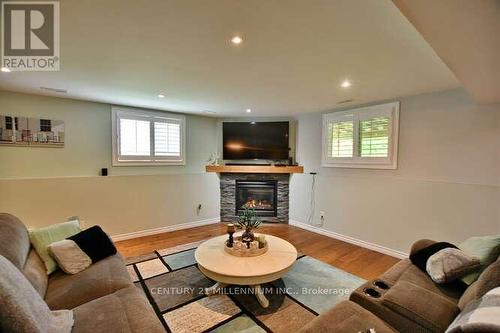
[0,0,460,117]
[394,0,500,104]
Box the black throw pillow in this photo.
[68,226,117,263]
[410,242,458,272]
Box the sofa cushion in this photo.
[45,253,133,310]
[299,300,397,333]
[380,258,413,283]
[72,286,164,333]
[459,257,500,310]
[22,249,49,298]
[410,239,438,256]
[382,281,460,333]
[0,255,73,333]
[379,258,465,302]
[0,213,30,269]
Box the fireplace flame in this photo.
[244,199,272,209]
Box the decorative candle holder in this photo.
[226,223,235,248]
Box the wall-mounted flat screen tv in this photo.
[223,121,289,161]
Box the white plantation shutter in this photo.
[119,118,150,156]
[112,107,185,165]
[327,120,353,158]
[359,117,390,157]
[322,102,399,169]
[154,121,181,157]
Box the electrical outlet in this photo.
[319,211,325,226]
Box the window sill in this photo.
[321,162,397,170]
[112,161,186,167]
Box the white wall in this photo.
[2,88,499,251]
[290,88,500,254]
[0,91,221,235]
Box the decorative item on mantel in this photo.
[224,207,268,257]
[206,152,220,166]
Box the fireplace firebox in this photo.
[235,180,278,217]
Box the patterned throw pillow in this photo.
[426,248,481,284]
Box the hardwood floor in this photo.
[115,223,400,280]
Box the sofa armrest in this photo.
[382,281,460,332]
[410,239,438,256]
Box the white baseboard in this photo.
[111,217,220,242]
[289,219,408,259]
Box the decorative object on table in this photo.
[206,152,220,166]
[235,206,261,246]
[0,115,65,147]
[224,235,268,257]
[256,234,267,249]
[226,223,235,248]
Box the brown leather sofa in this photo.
[301,239,500,333]
[0,213,164,332]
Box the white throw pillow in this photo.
[426,248,481,284]
[48,239,92,274]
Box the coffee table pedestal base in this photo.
[204,282,227,295]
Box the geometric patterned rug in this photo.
[126,242,365,333]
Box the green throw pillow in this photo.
[29,220,81,274]
[459,234,500,285]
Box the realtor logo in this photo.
[1,1,60,71]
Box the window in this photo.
[112,107,185,165]
[322,102,399,169]
[40,119,51,132]
[5,116,12,130]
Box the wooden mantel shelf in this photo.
[205,165,304,174]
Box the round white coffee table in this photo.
[195,234,297,308]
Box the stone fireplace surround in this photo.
[220,173,289,223]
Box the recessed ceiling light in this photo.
[340,79,351,88]
[246,109,252,113]
[231,36,243,45]
[158,93,165,98]
[1,67,11,73]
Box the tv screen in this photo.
[223,122,289,161]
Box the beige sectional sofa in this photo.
[301,239,500,333]
[0,213,164,332]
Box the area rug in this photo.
[126,243,365,333]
